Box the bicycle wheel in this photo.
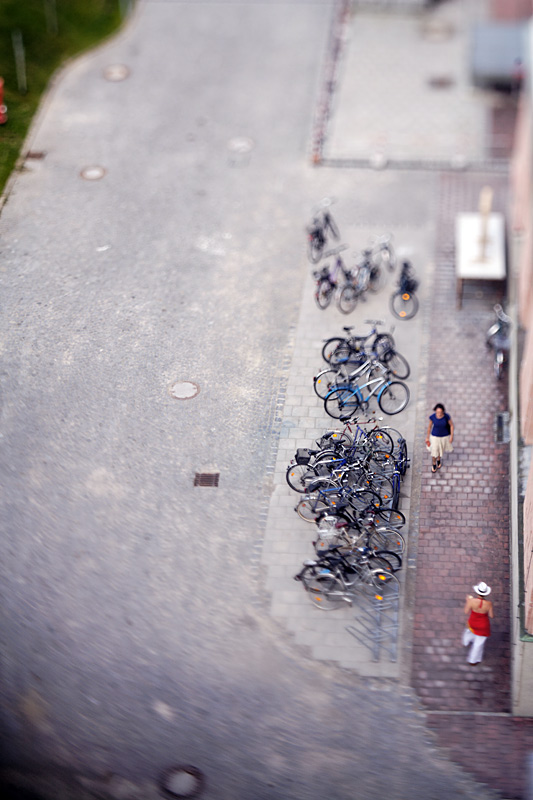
[372,507,406,527]
[365,569,400,601]
[337,284,359,314]
[373,550,402,572]
[323,428,353,447]
[324,387,360,420]
[348,486,382,511]
[367,264,386,293]
[390,289,419,320]
[316,280,333,309]
[308,233,324,264]
[369,333,395,360]
[382,351,410,380]
[305,572,348,610]
[314,368,343,400]
[367,529,405,555]
[286,463,318,493]
[321,337,351,365]
[296,497,330,523]
[378,381,410,415]
[358,473,394,506]
[397,438,408,476]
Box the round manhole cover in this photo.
[227,136,254,154]
[168,381,200,400]
[160,766,205,798]
[80,166,106,181]
[103,64,130,81]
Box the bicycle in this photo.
[306,198,340,263]
[321,320,395,366]
[312,245,353,310]
[390,260,419,320]
[295,481,382,523]
[337,249,387,314]
[294,547,400,610]
[313,517,406,557]
[324,361,410,418]
[370,233,396,272]
[314,349,410,399]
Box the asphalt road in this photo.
[0,2,496,799]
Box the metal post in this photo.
[11,30,27,95]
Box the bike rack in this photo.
[345,587,399,662]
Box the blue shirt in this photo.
[430,413,451,437]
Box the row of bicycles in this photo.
[306,198,420,320]
[286,316,411,609]
[315,320,411,417]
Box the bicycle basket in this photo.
[295,448,312,465]
[401,276,418,292]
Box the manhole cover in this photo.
[427,75,455,89]
[80,166,106,181]
[227,136,254,154]
[160,766,205,798]
[168,381,200,400]
[103,64,130,81]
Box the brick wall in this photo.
[491,0,533,20]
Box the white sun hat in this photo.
[473,581,491,596]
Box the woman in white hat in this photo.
[462,582,493,664]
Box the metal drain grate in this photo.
[194,472,219,487]
[495,411,511,443]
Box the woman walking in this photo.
[463,582,494,665]
[425,402,454,473]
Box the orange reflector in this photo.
[375,594,383,600]
[402,293,411,300]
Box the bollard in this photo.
[0,77,7,125]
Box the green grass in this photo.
[0,0,127,196]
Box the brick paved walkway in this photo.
[410,172,533,798]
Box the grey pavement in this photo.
[0,1,505,799]
[326,0,500,167]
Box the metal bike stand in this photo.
[345,587,400,662]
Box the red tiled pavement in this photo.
[411,172,533,798]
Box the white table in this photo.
[455,212,506,308]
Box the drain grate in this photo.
[194,472,219,487]
[495,411,511,443]
[25,151,46,159]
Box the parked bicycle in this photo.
[323,361,410,418]
[337,248,387,313]
[307,198,340,263]
[321,320,395,366]
[390,260,419,320]
[486,303,512,380]
[312,245,353,310]
[294,545,400,610]
[314,349,410,399]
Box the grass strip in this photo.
[0,0,128,196]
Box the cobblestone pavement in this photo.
[409,171,533,799]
